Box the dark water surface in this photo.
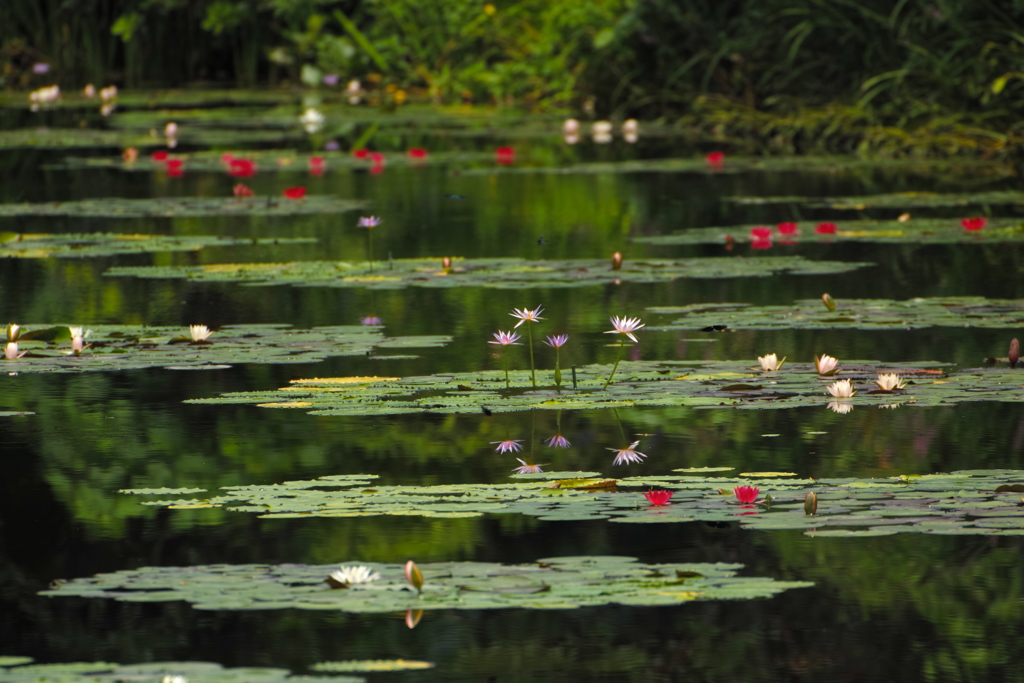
[1,104,1024,682]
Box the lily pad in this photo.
[0,232,315,259]
[634,217,1024,246]
[646,297,1024,331]
[106,255,873,290]
[311,661,434,672]
[0,657,365,683]
[128,468,1024,537]
[41,556,812,612]
[727,190,1024,209]
[0,324,449,374]
[0,196,365,219]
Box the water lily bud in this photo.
[804,491,818,516]
[405,560,424,594]
[1010,338,1020,369]
[611,252,623,271]
[405,608,423,629]
[6,324,19,341]
[821,293,836,312]
[442,256,452,271]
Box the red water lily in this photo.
[228,158,256,177]
[408,147,428,160]
[961,217,987,231]
[369,152,385,174]
[309,156,325,176]
[151,150,169,162]
[165,158,184,177]
[815,222,837,235]
[751,239,773,250]
[283,186,307,200]
[705,151,725,165]
[644,489,674,506]
[750,226,772,240]
[733,485,760,504]
[352,148,370,159]
[777,222,798,235]
[233,183,253,197]
[495,146,515,165]
[220,153,234,165]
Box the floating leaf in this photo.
[0,196,365,219]
[0,232,315,259]
[726,190,1024,209]
[312,660,434,672]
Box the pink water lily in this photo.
[491,439,523,454]
[644,489,673,506]
[512,458,544,474]
[733,485,759,504]
[544,434,571,448]
[605,315,644,343]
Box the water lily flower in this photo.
[777,222,798,235]
[961,217,987,231]
[510,306,544,328]
[165,159,184,177]
[228,158,256,177]
[544,434,571,448]
[358,216,381,229]
[897,212,911,222]
[309,156,325,175]
[361,316,382,326]
[750,226,772,240]
[122,147,138,163]
[164,121,178,139]
[152,150,169,162]
[592,120,613,135]
[353,148,369,159]
[826,378,856,398]
[608,440,646,466]
[300,107,325,134]
[563,118,581,135]
[827,401,854,414]
[327,564,380,588]
[644,489,673,506]
[495,146,515,165]
[345,79,363,104]
[491,439,523,454]
[512,458,544,474]
[83,84,96,98]
[283,187,307,199]
[605,315,644,344]
[189,325,213,342]
[622,119,639,136]
[611,251,623,270]
[815,354,840,376]
[815,222,837,235]
[874,373,906,392]
[233,183,253,198]
[705,151,725,165]
[68,327,90,355]
[4,342,26,360]
[489,330,521,346]
[758,353,785,372]
[408,148,428,160]
[99,85,118,102]
[733,485,759,504]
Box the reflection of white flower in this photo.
[300,108,325,134]
[622,119,639,135]
[874,373,907,392]
[329,565,380,586]
[161,676,188,683]
[827,401,854,414]
[826,379,856,398]
[879,403,901,410]
[563,118,580,135]
[815,354,840,376]
[608,440,646,465]
[189,325,213,342]
[512,458,544,474]
[758,353,785,372]
[592,121,613,135]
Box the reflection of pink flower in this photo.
[608,441,646,465]
[512,458,544,474]
[777,222,798,235]
[961,217,987,231]
[733,485,759,503]
[751,239,772,250]
[358,216,382,229]
[361,316,382,326]
[491,439,523,454]
[705,151,725,165]
[495,147,515,165]
[815,222,837,235]
[283,187,307,199]
[750,226,772,239]
[165,159,184,177]
[233,183,253,197]
[544,434,571,448]
[644,489,673,506]
[309,156,325,175]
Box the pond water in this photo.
[1,95,1024,682]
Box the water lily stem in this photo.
[603,341,626,389]
[526,324,536,388]
[503,351,510,389]
[553,348,562,389]
[366,230,374,272]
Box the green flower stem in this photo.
[366,229,374,272]
[603,341,626,389]
[553,348,562,388]
[526,324,537,388]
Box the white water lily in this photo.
[815,354,840,376]
[68,327,91,355]
[328,564,380,587]
[874,373,907,392]
[757,353,785,372]
[300,107,325,134]
[161,676,187,683]
[4,342,25,360]
[827,401,854,414]
[189,325,213,342]
[826,378,857,398]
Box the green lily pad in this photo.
[0,324,449,374]
[311,661,434,672]
[0,196,365,219]
[106,255,872,290]
[126,468,1024,538]
[634,217,1024,246]
[646,297,1024,331]
[0,657,365,682]
[727,190,1024,209]
[0,232,315,259]
[41,556,812,612]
